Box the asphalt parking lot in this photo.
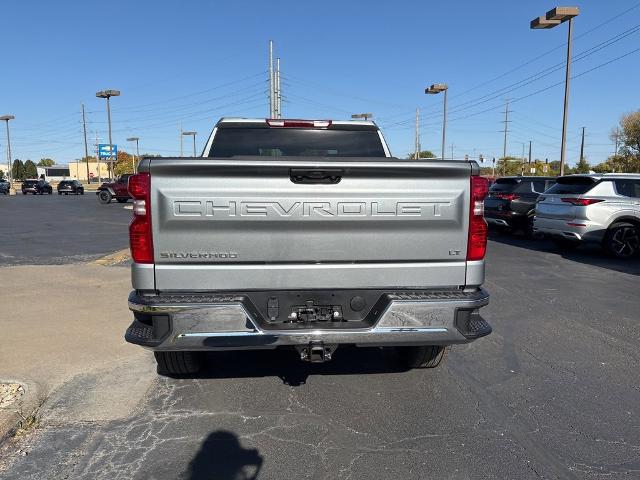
[0,194,131,265]
[1,198,639,479]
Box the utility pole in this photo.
[501,99,510,175]
[521,142,526,175]
[450,143,454,160]
[269,40,275,118]
[579,126,585,165]
[82,104,90,183]
[528,141,532,164]
[275,57,281,118]
[414,108,420,159]
[95,131,101,184]
[179,121,183,157]
[0,115,14,188]
[613,127,620,157]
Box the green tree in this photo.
[608,111,640,173]
[37,158,55,167]
[12,159,24,181]
[113,150,135,176]
[592,161,613,173]
[24,160,38,179]
[407,150,437,160]
[573,156,591,174]
[495,156,525,176]
[0,169,4,180]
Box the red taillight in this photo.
[266,119,332,128]
[468,176,489,261]
[561,198,604,206]
[495,192,519,201]
[128,173,153,264]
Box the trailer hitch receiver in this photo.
[298,342,335,363]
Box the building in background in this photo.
[36,166,70,182]
[68,162,110,183]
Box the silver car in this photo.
[534,174,640,258]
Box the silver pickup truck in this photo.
[125,118,491,375]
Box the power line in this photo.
[445,46,640,125]
[449,1,640,102]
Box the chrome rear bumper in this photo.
[126,289,491,351]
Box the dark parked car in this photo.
[0,179,9,195]
[96,174,132,204]
[22,179,53,195]
[57,180,85,195]
[484,176,556,235]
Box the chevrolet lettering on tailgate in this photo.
[171,199,454,218]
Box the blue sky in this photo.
[1,0,639,168]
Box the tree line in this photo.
[5,158,55,181]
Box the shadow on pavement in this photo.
[488,230,640,276]
[193,347,407,386]
[186,430,263,480]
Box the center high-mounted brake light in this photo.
[467,176,489,261]
[266,119,332,128]
[561,198,604,206]
[128,173,154,264]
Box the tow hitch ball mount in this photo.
[297,342,336,363]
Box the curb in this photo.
[0,379,43,443]
[93,248,131,266]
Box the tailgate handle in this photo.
[290,169,343,184]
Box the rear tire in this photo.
[154,351,204,376]
[603,222,640,258]
[396,345,448,369]
[98,190,112,204]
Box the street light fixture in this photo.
[425,83,448,160]
[531,6,579,176]
[182,131,197,157]
[126,137,140,173]
[0,115,15,191]
[96,89,120,178]
[351,113,373,121]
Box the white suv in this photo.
[534,174,640,258]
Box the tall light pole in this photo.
[531,6,579,176]
[0,115,15,191]
[425,83,448,160]
[96,89,120,179]
[182,131,197,157]
[127,137,140,173]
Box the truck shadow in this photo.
[488,230,640,276]
[190,347,408,386]
[186,430,263,480]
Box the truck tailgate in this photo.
[148,158,473,291]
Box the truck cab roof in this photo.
[215,118,379,130]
